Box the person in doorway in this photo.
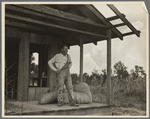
[48,44,79,107]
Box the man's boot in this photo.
[70,101,79,107]
[57,102,64,107]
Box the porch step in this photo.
[5,101,112,116]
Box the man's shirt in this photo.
[48,53,72,71]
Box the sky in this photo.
[68,2,148,75]
[32,2,148,75]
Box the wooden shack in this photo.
[5,4,140,105]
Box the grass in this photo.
[112,107,146,116]
[113,91,146,110]
[89,76,147,116]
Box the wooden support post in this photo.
[79,35,83,82]
[47,46,51,88]
[40,78,42,87]
[107,29,112,105]
[11,87,14,99]
[17,33,30,101]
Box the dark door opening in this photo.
[5,37,19,100]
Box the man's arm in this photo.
[48,55,57,72]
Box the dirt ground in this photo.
[112,106,146,116]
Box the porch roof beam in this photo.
[15,5,108,29]
[83,35,97,45]
[107,4,141,37]
[106,14,125,21]
[5,20,46,32]
[66,36,80,46]
[5,5,69,25]
[114,23,126,27]
[59,35,78,46]
[85,5,123,40]
[122,31,138,37]
[6,21,85,46]
[6,13,109,39]
[93,41,97,45]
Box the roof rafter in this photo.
[5,20,46,32]
[6,5,66,24]
[107,14,125,21]
[114,23,126,27]
[85,5,123,40]
[107,4,141,37]
[6,5,103,33]
[15,5,108,29]
[6,13,109,39]
[122,31,139,37]
[6,5,98,35]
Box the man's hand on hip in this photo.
[55,69,60,74]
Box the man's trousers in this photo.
[56,68,74,103]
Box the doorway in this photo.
[29,44,48,87]
[28,43,49,101]
[5,37,19,100]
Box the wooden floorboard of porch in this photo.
[5,101,112,116]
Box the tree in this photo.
[130,69,137,80]
[101,69,107,85]
[135,65,146,77]
[114,61,129,79]
[102,69,106,73]
[91,70,101,85]
[113,61,129,91]
[130,65,146,79]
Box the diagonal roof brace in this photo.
[107,4,141,37]
[86,5,123,40]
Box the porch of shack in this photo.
[5,4,140,115]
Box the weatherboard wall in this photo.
[5,27,61,101]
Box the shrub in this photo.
[124,76,146,102]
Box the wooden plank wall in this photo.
[6,27,58,45]
[6,27,62,101]
[28,87,49,101]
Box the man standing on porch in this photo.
[48,44,79,107]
